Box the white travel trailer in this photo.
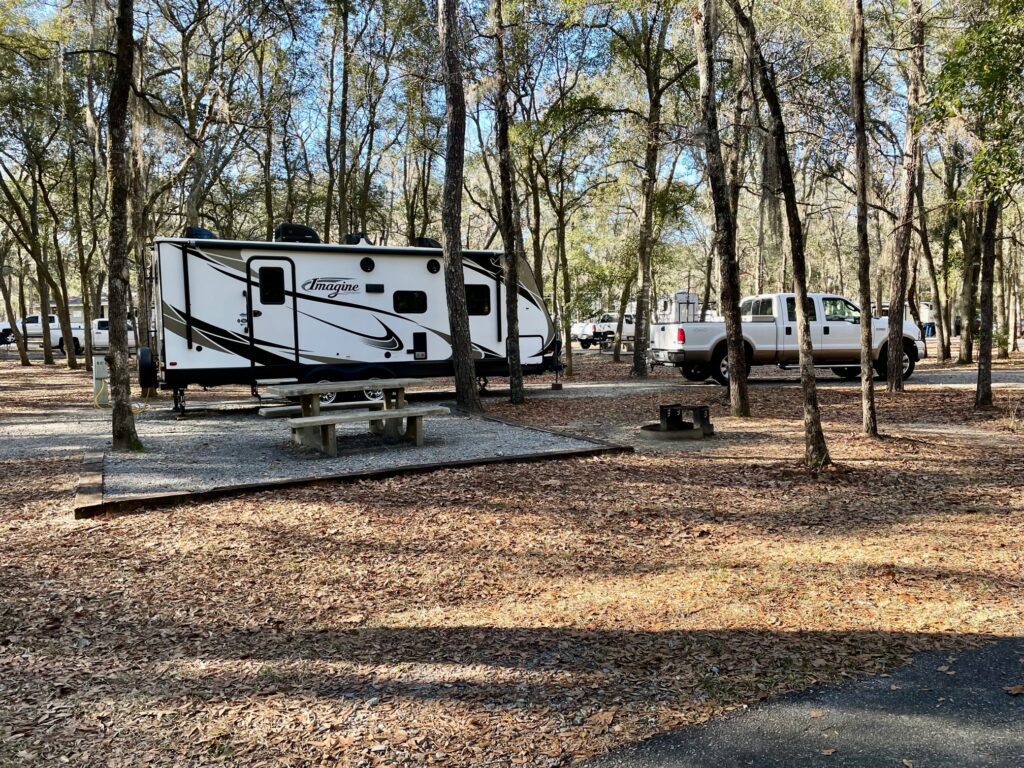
[145,232,559,408]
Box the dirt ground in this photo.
[0,355,1022,767]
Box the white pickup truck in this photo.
[650,292,925,385]
[571,312,635,349]
[0,316,135,354]
[0,314,86,353]
[90,318,136,352]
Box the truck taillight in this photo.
[677,328,686,343]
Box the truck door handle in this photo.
[252,310,263,318]
[824,326,830,335]
[786,327,792,336]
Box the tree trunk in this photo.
[850,0,878,436]
[916,162,948,361]
[493,0,524,404]
[975,198,1000,407]
[959,203,982,363]
[107,0,142,451]
[727,0,830,466]
[886,0,923,392]
[0,264,30,365]
[631,96,661,378]
[556,207,573,377]
[438,0,481,411]
[694,1,749,416]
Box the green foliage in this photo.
[932,0,1024,192]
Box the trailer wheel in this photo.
[315,380,340,405]
[580,340,592,349]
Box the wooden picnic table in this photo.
[265,378,429,450]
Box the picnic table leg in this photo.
[320,423,337,457]
[407,415,424,447]
[294,394,326,450]
[382,387,407,443]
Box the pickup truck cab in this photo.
[650,292,925,385]
[0,314,86,353]
[90,318,136,352]
[572,313,635,349]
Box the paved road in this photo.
[585,639,1024,768]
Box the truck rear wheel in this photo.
[710,345,751,387]
[57,337,84,355]
[680,362,711,382]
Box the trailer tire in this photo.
[680,362,711,382]
[580,340,592,349]
[138,347,158,390]
[360,369,393,402]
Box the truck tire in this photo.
[874,342,916,381]
[831,367,860,380]
[138,346,158,390]
[580,340,592,349]
[57,337,84,355]
[680,362,711,382]
[710,345,751,387]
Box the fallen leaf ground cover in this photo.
[0,358,1022,766]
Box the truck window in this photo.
[258,266,286,305]
[785,297,818,322]
[754,298,774,317]
[394,290,427,314]
[25,315,38,324]
[822,297,860,323]
[97,319,109,331]
[739,299,754,317]
[466,284,490,315]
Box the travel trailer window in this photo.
[466,284,490,315]
[258,266,286,305]
[394,290,427,314]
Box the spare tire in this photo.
[138,346,158,390]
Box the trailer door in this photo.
[248,257,299,368]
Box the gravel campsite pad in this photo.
[101,410,609,501]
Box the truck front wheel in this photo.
[874,343,916,381]
[831,367,860,381]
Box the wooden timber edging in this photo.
[72,428,633,520]
[72,453,105,516]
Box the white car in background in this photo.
[572,312,635,348]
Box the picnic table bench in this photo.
[265,378,449,456]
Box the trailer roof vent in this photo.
[343,231,374,245]
[412,237,442,249]
[274,223,320,243]
[185,226,217,239]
